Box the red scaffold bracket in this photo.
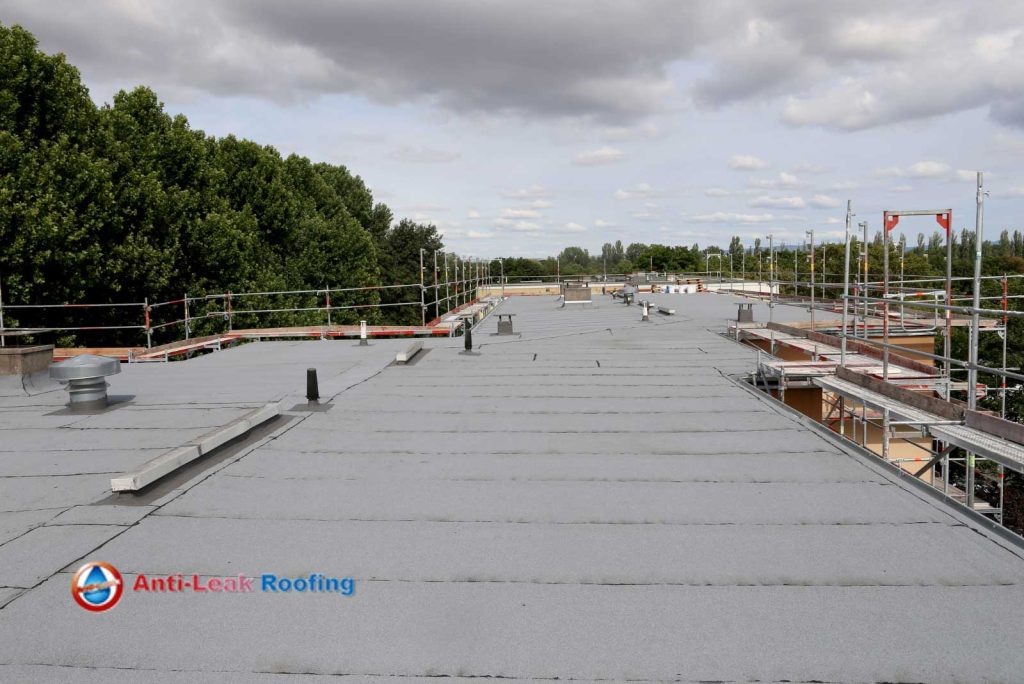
[935,211,951,233]
[884,212,900,233]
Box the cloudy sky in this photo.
[5,0,1024,257]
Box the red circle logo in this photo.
[71,562,123,612]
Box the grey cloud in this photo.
[7,0,1024,131]
[0,0,719,122]
[990,97,1024,129]
[693,1,1024,131]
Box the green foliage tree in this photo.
[381,219,443,324]
[0,23,443,343]
[625,242,647,264]
[499,257,544,278]
[557,246,590,269]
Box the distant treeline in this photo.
[0,24,442,342]
[500,230,1024,280]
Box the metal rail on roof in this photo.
[0,251,501,349]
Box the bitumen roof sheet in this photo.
[0,292,1022,682]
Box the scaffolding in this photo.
[738,172,1024,537]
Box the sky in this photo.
[5,0,1024,258]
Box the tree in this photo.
[600,241,625,271]
[557,246,590,269]
[625,242,647,265]
[0,22,448,343]
[381,219,443,324]
[499,257,544,278]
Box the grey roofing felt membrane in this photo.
[1,292,1023,682]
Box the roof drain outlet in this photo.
[306,368,319,403]
[460,319,478,356]
[49,354,120,409]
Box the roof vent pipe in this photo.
[49,354,120,408]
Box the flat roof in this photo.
[1,292,1022,681]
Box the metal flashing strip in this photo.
[110,402,281,492]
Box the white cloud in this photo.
[599,122,661,141]
[876,161,948,179]
[528,199,553,209]
[875,161,983,184]
[828,180,860,191]
[748,172,801,189]
[630,210,659,221]
[466,208,481,219]
[500,208,541,219]
[502,185,549,199]
[1001,186,1024,197]
[890,184,913,193]
[563,222,587,232]
[688,212,776,224]
[466,230,493,239]
[704,187,732,197]
[729,154,770,170]
[614,182,657,200]
[408,211,440,222]
[907,161,954,178]
[780,21,1024,132]
[506,221,542,232]
[573,146,625,166]
[749,195,806,209]
[495,217,543,232]
[594,219,615,227]
[808,193,841,208]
